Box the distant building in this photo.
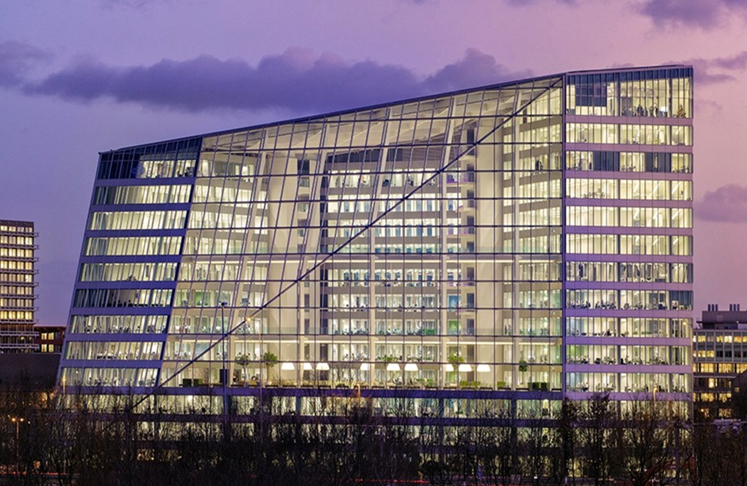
[694,303,747,420]
[0,325,65,388]
[0,220,37,353]
[34,325,65,354]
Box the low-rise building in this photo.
[694,303,747,419]
[34,325,65,354]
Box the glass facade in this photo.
[0,220,37,352]
[694,305,747,419]
[59,66,693,414]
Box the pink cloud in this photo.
[636,0,747,29]
[696,184,747,223]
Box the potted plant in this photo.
[236,353,252,386]
[261,351,278,384]
[448,353,465,387]
[518,359,529,373]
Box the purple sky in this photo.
[1,0,746,324]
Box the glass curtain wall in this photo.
[61,139,200,387]
[58,66,693,417]
[137,77,564,393]
[564,68,693,409]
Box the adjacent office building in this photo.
[58,65,694,417]
[694,304,747,420]
[35,325,66,354]
[0,220,37,353]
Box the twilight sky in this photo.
[1,0,746,324]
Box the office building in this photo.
[58,65,694,418]
[694,304,747,420]
[35,325,66,354]
[0,220,37,353]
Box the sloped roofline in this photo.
[102,64,692,154]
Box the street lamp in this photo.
[10,416,24,459]
[259,321,264,417]
[219,301,228,425]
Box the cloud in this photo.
[684,51,747,85]
[636,0,747,29]
[24,48,529,114]
[696,185,747,223]
[0,41,52,88]
[694,98,723,116]
[710,51,747,71]
[424,48,533,92]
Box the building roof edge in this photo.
[102,64,693,153]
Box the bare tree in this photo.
[470,402,517,486]
[368,396,420,485]
[578,393,618,486]
[691,421,747,486]
[547,398,579,485]
[418,398,460,486]
[617,398,682,486]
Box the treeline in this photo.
[0,380,744,486]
